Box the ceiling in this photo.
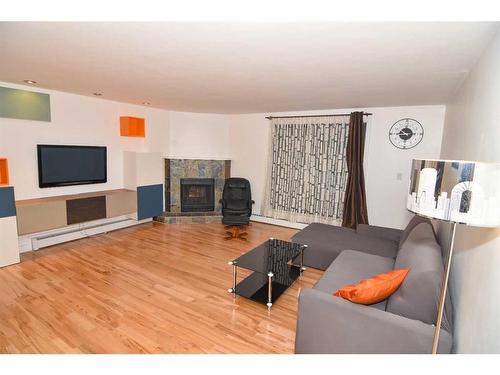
[0,22,498,113]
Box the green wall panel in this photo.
[0,86,51,122]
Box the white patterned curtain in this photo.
[262,116,350,225]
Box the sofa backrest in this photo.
[398,215,432,249]
[387,221,452,332]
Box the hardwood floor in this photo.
[0,222,322,353]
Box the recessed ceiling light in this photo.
[142,101,151,105]
[93,92,103,96]
[23,80,37,84]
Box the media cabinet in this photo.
[2,151,164,256]
[16,189,137,235]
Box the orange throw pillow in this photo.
[333,269,409,305]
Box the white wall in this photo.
[0,81,170,200]
[0,83,237,203]
[439,30,500,353]
[227,113,270,217]
[229,105,446,229]
[167,111,231,160]
[0,82,446,232]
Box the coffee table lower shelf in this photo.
[231,266,301,308]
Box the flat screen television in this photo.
[37,145,107,188]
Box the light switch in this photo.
[396,172,403,181]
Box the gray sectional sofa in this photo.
[292,215,453,354]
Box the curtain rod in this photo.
[265,113,372,120]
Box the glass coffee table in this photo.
[228,238,307,309]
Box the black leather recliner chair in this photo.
[220,178,254,239]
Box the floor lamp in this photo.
[407,159,500,354]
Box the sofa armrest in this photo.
[295,288,452,354]
[356,224,403,243]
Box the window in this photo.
[263,116,350,225]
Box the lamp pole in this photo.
[431,221,457,354]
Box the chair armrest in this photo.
[248,200,255,215]
[295,288,452,354]
[356,224,403,243]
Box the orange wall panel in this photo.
[0,158,9,186]
[120,116,145,137]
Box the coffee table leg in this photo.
[228,261,237,293]
[267,272,273,310]
[301,245,307,273]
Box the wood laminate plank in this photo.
[0,222,322,353]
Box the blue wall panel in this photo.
[0,186,16,218]
[137,184,163,220]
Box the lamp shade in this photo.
[407,159,500,227]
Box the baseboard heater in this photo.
[19,217,152,252]
[250,215,308,230]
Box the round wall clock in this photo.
[389,118,424,149]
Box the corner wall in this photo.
[439,29,500,353]
[167,111,231,160]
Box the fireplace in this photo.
[180,178,215,212]
[161,159,230,220]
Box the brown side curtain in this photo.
[342,111,369,228]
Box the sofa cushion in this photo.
[334,269,409,305]
[398,215,433,249]
[356,224,403,243]
[386,222,451,332]
[292,223,399,270]
[314,250,395,310]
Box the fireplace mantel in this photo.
[164,155,232,161]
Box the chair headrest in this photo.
[228,182,246,188]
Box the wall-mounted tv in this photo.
[37,145,107,188]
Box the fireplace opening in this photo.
[180,178,215,212]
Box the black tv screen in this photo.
[37,145,107,188]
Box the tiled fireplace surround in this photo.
[155,159,231,224]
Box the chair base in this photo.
[224,225,248,240]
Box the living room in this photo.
[1,1,500,372]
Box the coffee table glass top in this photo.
[232,238,305,276]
